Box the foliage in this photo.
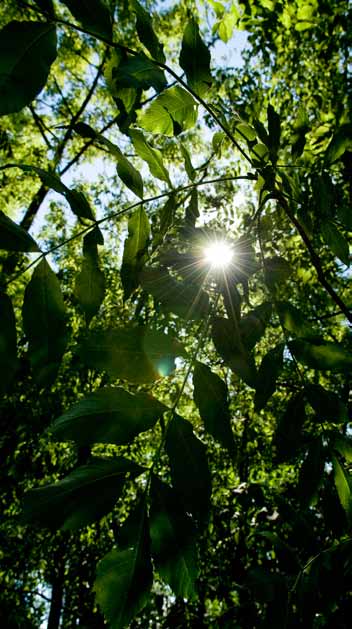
[0,0,351,627]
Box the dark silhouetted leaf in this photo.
[240,302,272,350]
[289,339,352,372]
[221,281,241,324]
[180,143,195,180]
[0,293,18,395]
[267,103,281,161]
[264,256,292,287]
[150,476,198,598]
[179,18,212,97]
[22,259,68,386]
[138,86,198,136]
[158,195,176,242]
[59,0,113,39]
[94,499,152,628]
[140,267,209,320]
[298,436,325,507]
[51,386,167,446]
[80,326,185,383]
[212,317,257,387]
[75,227,105,324]
[321,220,350,266]
[0,21,57,115]
[23,457,142,530]
[166,414,211,524]
[116,153,144,199]
[325,124,352,165]
[113,53,166,92]
[0,211,40,252]
[121,207,150,299]
[131,0,165,62]
[193,361,235,454]
[332,456,352,524]
[305,384,348,423]
[129,129,171,184]
[274,392,306,462]
[254,344,284,411]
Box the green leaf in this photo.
[75,227,105,324]
[267,103,281,160]
[0,211,40,252]
[0,293,18,395]
[289,339,352,372]
[179,18,212,97]
[274,392,306,462]
[239,302,272,350]
[0,21,57,115]
[51,386,167,446]
[94,499,152,628]
[23,457,142,530]
[236,123,257,143]
[325,124,352,165]
[79,326,185,383]
[297,437,325,508]
[129,129,171,184]
[158,195,176,242]
[140,267,210,320]
[65,189,95,221]
[116,153,144,199]
[166,414,211,524]
[121,207,150,299]
[193,361,235,454]
[264,256,292,287]
[131,0,165,62]
[321,220,350,266]
[333,435,352,463]
[59,0,113,39]
[277,301,316,339]
[113,53,166,92]
[221,281,241,324]
[138,86,198,136]
[150,476,198,598]
[180,143,196,180]
[212,317,257,387]
[254,344,284,411]
[332,456,352,524]
[22,259,68,386]
[305,384,348,423]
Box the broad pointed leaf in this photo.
[264,256,292,287]
[59,0,113,39]
[51,386,167,446]
[0,211,39,252]
[22,259,68,386]
[121,207,150,299]
[297,437,325,507]
[138,86,198,136]
[0,21,57,115]
[267,103,281,161]
[254,344,284,411]
[79,326,185,383]
[321,220,350,266]
[116,153,144,198]
[179,19,212,97]
[332,456,352,524]
[150,476,198,598]
[180,143,195,180]
[333,435,352,463]
[193,361,235,454]
[165,414,211,524]
[212,317,257,387]
[239,303,272,350]
[305,384,348,423]
[75,227,105,324]
[277,301,316,339]
[274,392,306,462]
[289,339,352,372]
[131,0,165,62]
[0,293,18,395]
[94,499,152,628]
[129,129,171,184]
[23,457,143,530]
[113,53,166,92]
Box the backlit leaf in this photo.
[325,124,352,165]
[51,386,167,446]
[0,21,57,115]
[59,0,113,39]
[179,18,212,97]
[254,344,284,411]
[121,207,150,299]
[22,259,68,386]
[289,339,352,372]
[274,392,306,462]
[150,476,198,598]
[79,326,185,383]
[193,361,235,454]
[0,211,40,252]
[0,293,18,395]
[131,0,165,62]
[264,256,292,287]
[297,437,325,508]
[94,499,152,628]
[305,384,348,423]
[113,53,166,92]
[129,129,171,184]
[332,456,352,524]
[116,153,144,199]
[321,220,350,266]
[75,227,105,324]
[138,86,198,136]
[277,301,316,339]
[212,317,257,387]
[166,414,211,524]
[23,457,142,530]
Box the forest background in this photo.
[0,0,351,627]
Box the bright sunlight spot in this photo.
[203,241,234,269]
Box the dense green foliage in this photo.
[0,0,351,627]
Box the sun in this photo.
[203,241,234,269]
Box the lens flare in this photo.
[203,241,233,269]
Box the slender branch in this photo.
[28,105,52,149]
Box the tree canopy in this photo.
[0,0,351,627]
